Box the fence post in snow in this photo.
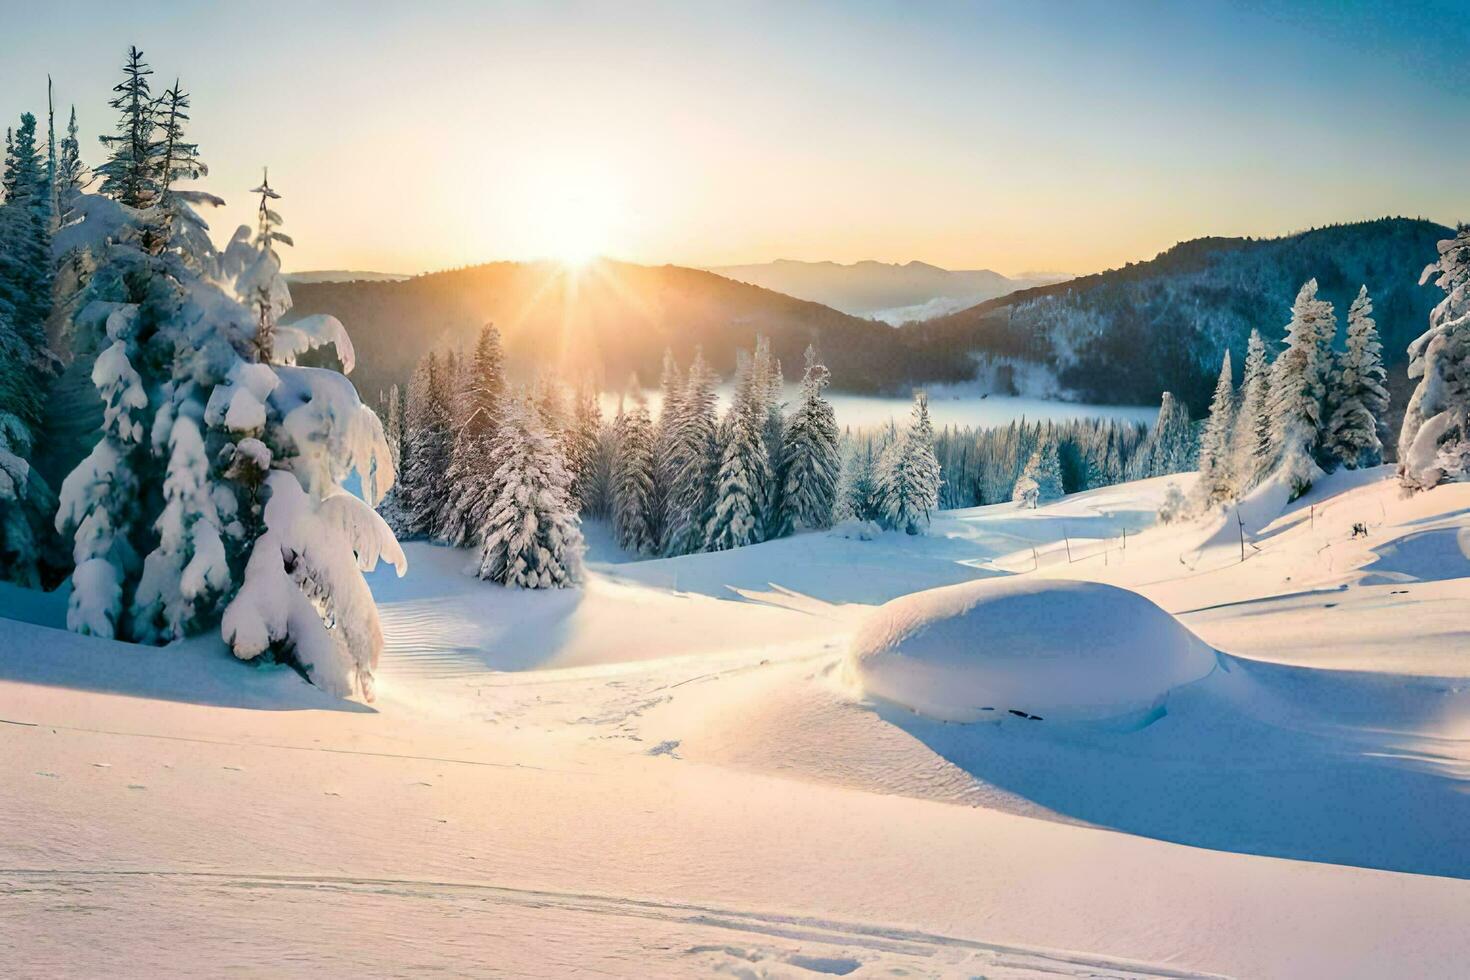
[1237,508,1246,564]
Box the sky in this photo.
[1,0,1465,277]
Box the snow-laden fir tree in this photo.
[753,337,788,538]
[880,391,942,533]
[1399,225,1470,490]
[57,105,86,209]
[397,350,455,538]
[563,382,606,515]
[56,52,401,697]
[611,384,659,554]
[1267,279,1335,497]
[473,394,585,588]
[833,431,884,523]
[438,324,507,545]
[1191,351,1236,510]
[1231,329,1272,493]
[1127,391,1195,480]
[776,345,840,533]
[383,383,403,471]
[1325,285,1389,470]
[663,349,720,555]
[1012,431,1063,509]
[705,352,770,551]
[649,348,683,549]
[0,109,59,585]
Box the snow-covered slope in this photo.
[5,471,1470,977]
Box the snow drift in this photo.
[848,578,1216,722]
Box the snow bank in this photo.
[848,578,1216,722]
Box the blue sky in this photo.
[0,0,1463,274]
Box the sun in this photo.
[532,167,628,268]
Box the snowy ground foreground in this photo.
[5,471,1470,976]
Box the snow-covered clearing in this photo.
[5,470,1470,977]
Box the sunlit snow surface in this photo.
[6,470,1470,977]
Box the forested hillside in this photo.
[906,217,1450,414]
[285,260,973,403]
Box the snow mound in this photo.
[848,578,1216,723]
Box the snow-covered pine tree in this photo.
[880,391,942,534]
[776,345,840,533]
[383,383,403,470]
[0,108,59,585]
[1128,391,1196,480]
[833,431,883,523]
[752,337,788,538]
[1191,351,1236,510]
[1012,431,1063,509]
[57,105,86,207]
[212,178,402,700]
[648,349,683,549]
[439,324,508,545]
[663,349,720,555]
[1325,285,1389,470]
[1231,329,1272,492]
[1399,225,1470,490]
[472,394,585,588]
[564,382,607,517]
[397,350,454,538]
[55,52,400,695]
[611,384,658,554]
[705,353,769,551]
[1267,279,1334,497]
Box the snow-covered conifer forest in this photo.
[4,29,1470,980]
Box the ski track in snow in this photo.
[1,868,1220,979]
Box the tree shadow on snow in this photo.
[0,618,374,713]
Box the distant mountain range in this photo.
[283,270,411,284]
[285,219,1451,435]
[706,259,1067,323]
[906,217,1449,422]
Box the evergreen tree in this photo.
[1400,225,1470,490]
[704,354,769,551]
[663,350,720,555]
[753,337,787,537]
[1231,329,1272,493]
[880,391,942,534]
[611,387,658,554]
[1012,431,1063,509]
[0,108,59,585]
[565,382,608,517]
[473,396,585,588]
[94,47,161,212]
[1191,351,1236,509]
[1267,279,1334,496]
[383,384,403,471]
[1326,285,1389,469]
[437,325,506,545]
[777,345,840,533]
[397,351,453,538]
[56,105,85,207]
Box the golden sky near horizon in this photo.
[1,1,1466,277]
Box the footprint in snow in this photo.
[34,771,58,778]
[222,765,244,772]
[647,740,682,759]
[92,762,111,768]
[127,784,147,791]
